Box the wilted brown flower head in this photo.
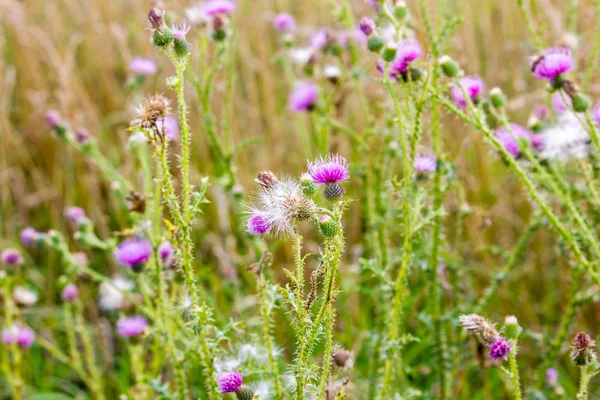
[459,314,499,346]
[571,332,596,366]
[562,80,579,98]
[132,94,170,131]
[148,8,165,30]
[332,347,351,368]
[255,171,279,189]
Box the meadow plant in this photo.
[3,0,600,399]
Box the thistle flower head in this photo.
[391,38,423,74]
[274,13,296,32]
[131,94,171,130]
[593,104,600,125]
[98,276,134,311]
[148,8,166,30]
[114,238,152,272]
[332,347,352,368]
[1,324,35,348]
[530,47,574,80]
[289,82,318,112]
[129,57,157,75]
[414,154,437,173]
[307,154,350,185]
[552,91,571,113]
[44,110,62,129]
[246,211,272,236]
[158,241,175,263]
[156,115,179,140]
[74,128,90,144]
[451,76,484,109]
[20,227,40,246]
[488,337,511,361]
[546,368,558,386]
[117,315,148,337]
[65,206,86,223]
[172,23,191,40]
[310,29,332,51]
[255,171,279,189]
[359,17,376,36]
[459,314,499,346]
[1,248,23,266]
[218,371,243,393]
[494,123,533,158]
[571,332,597,366]
[61,284,78,302]
[201,0,236,17]
[540,112,590,160]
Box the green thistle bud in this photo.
[367,35,384,53]
[235,385,255,400]
[318,215,338,238]
[490,87,506,108]
[393,1,408,20]
[212,29,227,42]
[173,39,190,58]
[503,315,522,340]
[152,29,174,47]
[571,93,591,112]
[439,55,459,78]
[300,173,318,198]
[323,182,345,202]
[382,42,397,63]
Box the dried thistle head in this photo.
[255,171,279,190]
[148,8,165,30]
[571,332,597,366]
[459,314,499,346]
[332,347,351,368]
[131,94,170,132]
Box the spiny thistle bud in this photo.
[571,332,596,366]
[300,173,318,198]
[459,314,499,347]
[439,55,459,78]
[235,385,255,400]
[255,171,279,190]
[131,94,171,131]
[382,41,398,63]
[490,87,506,108]
[211,15,228,41]
[503,315,522,340]
[323,182,345,202]
[572,93,591,112]
[393,1,408,20]
[172,24,191,58]
[332,347,351,368]
[152,29,174,48]
[318,215,338,238]
[367,35,385,53]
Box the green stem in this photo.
[508,342,522,400]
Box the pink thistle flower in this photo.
[531,134,544,152]
[65,206,86,223]
[116,315,148,337]
[494,123,533,158]
[359,17,376,36]
[376,39,423,79]
[274,13,296,33]
[311,29,331,51]
[488,337,511,361]
[546,368,558,386]
[247,211,272,236]
[44,110,62,129]
[201,0,236,17]
[156,115,179,141]
[218,371,243,393]
[2,325,35,348]
[20,227,40,246]
[289,82,318,112]
[530,47,574,80]
[172,23,191,40]
[414,154,437,173]
[1,248,23,266]
[114,238,152,272]
[61,284,78,302]
[158,241,175,263]
[74,128,90,144]
[451,76,484,109]
[307,154,350,185]
[129,57,157,75]
[593,104,600,125]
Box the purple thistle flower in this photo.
[1,248,23,266]
[201,0,236,17]
[158,241,175,263]
[311,29,331,51]
[376,39,423,79]
[2,325,35,348]
[552,91,571,113]
[531,47,574,80]
[129,57,158,75]
[307,154,350,185]
[274,13,296,33]
[531,134,544,152]
[533,105,549,121]
[218,371,243,393]
[451,76,484,109]
[74,128,90,144]
[61,284,78,302]
[289,82,318,112]
[114,238,152,271]
[172,23,191,40]
[495,123,533,158]
[20,227,40,246]
[367,0,381,12]
[157,115,179,141]
[489,337,511,360]
[593,104,600,125]
[546,367,558,386]
[359,17,376,36]
[247,211,272,236]
[116,315,148,337]
[65,206,86,223]
[44,110,62,129]
[414,154,437,173]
